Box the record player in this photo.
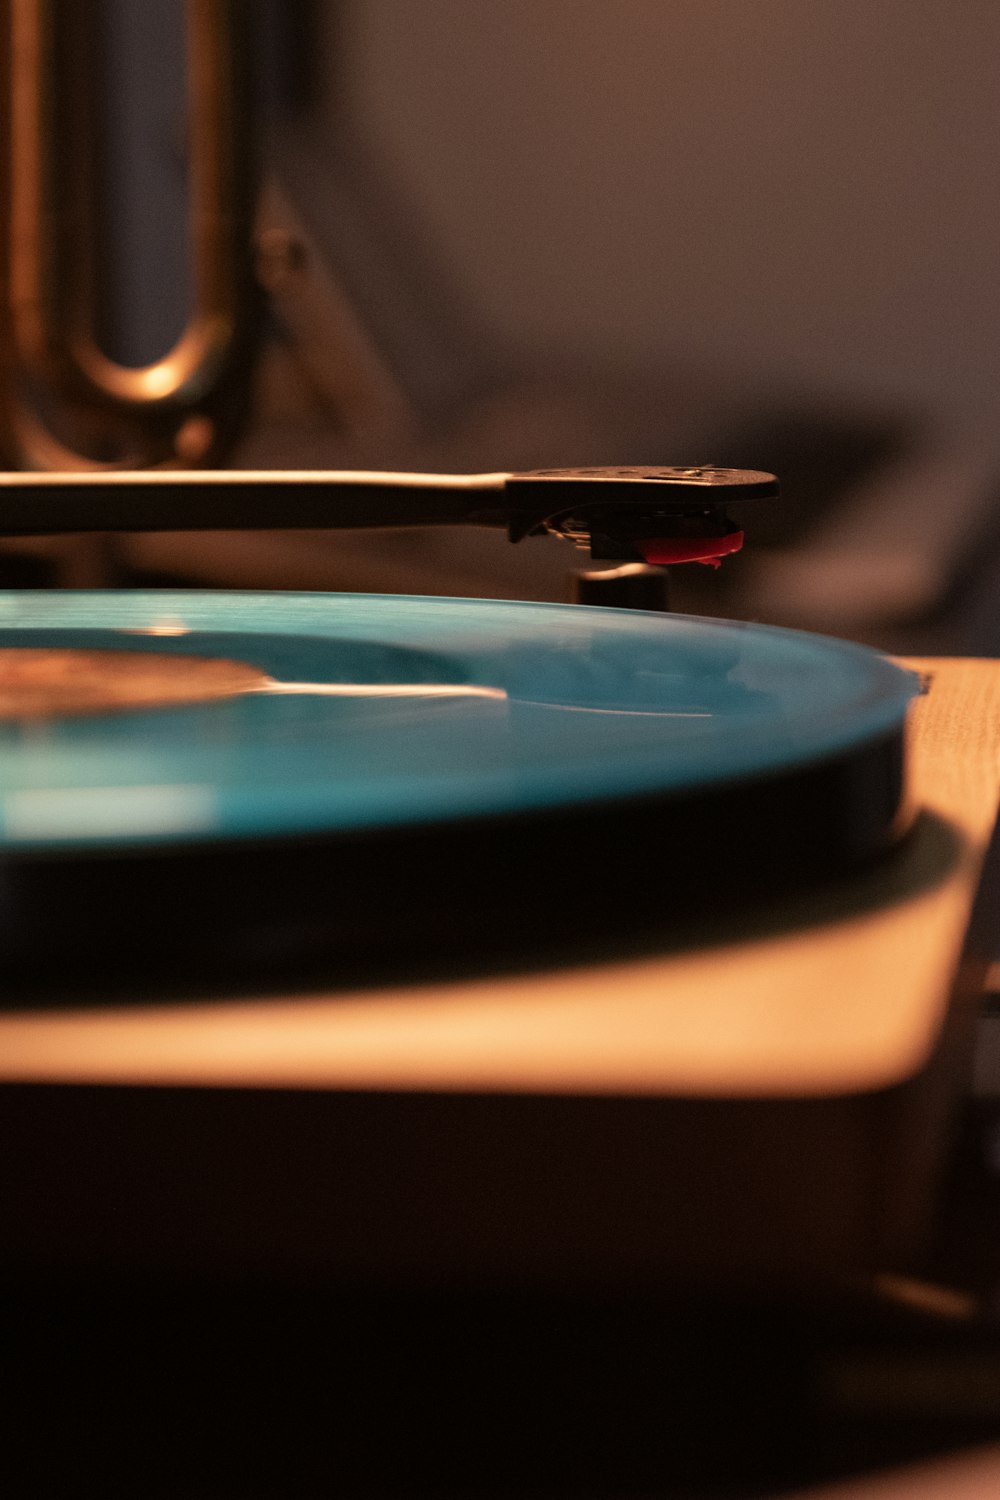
[0,458,995,1302]
[3,10,1000,1494]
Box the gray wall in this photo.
[331,0,1000,422]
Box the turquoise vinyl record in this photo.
[0,591,918,853]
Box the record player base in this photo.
[0,657,998,1289]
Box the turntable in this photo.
[0,459,996,1304]
[3,9,1000,1495]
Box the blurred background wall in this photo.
[334,0,1000,426]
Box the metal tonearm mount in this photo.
[0,466,778,565]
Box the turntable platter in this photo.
[0,590,915,845]
[0,590,918,974]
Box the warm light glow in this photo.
[125,619,190,637]
[261,682,507,700]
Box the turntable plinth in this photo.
[0,657,997,1288]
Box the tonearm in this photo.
[0,465,777,566]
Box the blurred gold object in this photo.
[0,0,256,470]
